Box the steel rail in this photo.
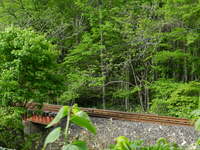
[25,103,193,127]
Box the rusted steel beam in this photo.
[25,103,193,127]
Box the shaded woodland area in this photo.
[0,0,200,116]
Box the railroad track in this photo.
[24,103,193,127]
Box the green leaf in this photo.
[62,144,79,150]
[114,136,131,150]
[72,141,88,150]
[62,141,88,150]
[70,115,96,134]
[72,104,81,114]
[44,127,61,148]
[191,110,200,116]
[195,118,200,131]
[74,111,90,121]
[47,106,69,128]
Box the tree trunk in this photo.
[99,3,106,109]
[124,62,129,111]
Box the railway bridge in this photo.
[23,103,199,150]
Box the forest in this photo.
[0,0,200,149]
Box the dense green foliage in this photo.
[0,0,200,148]
[0,0,199,116]
[0,107,37,150]
[107,136,183,150]
[0,27,62,149]
[0,27,62,106]
[150,80,200,118]
[0,107,23,149]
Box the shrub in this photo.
[0,27,62,106]
[150,79,200,118]
[106,136,182,150]
[0,107,27,149]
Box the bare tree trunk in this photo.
[144,86,150,111]
[144,68,149,111]
[75,16,79,44]
[130,63,145,111]
[184,54,188,82]
[138,87,144,111]
[99,3,106,109]
[124,62,129,111]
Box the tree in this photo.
[0,27,62,106]
[0,0,200,114]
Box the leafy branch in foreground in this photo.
[106,136,182,150]
[42,104,96,150]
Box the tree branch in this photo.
[104,81,134,87]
